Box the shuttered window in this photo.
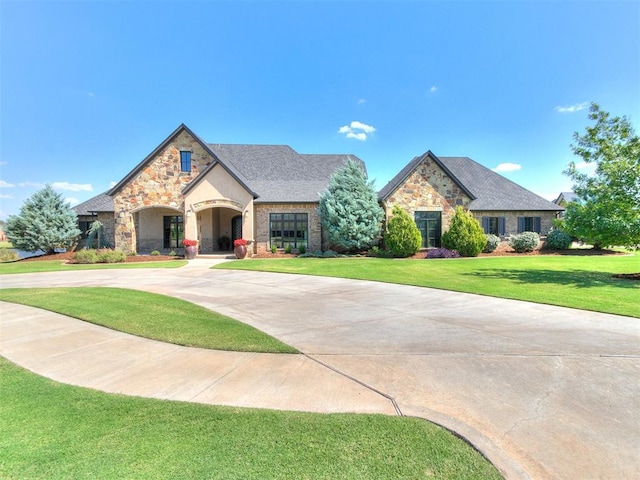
[180,151,191,172]
[517,216,541,233]
[481,217,506,236]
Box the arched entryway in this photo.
[194,206,242,253]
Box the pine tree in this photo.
[385,205,422,257]
[318,159,384,252]
[5,185,82,254]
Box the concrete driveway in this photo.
[1,259,638,480]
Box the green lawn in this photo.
[0,287,296,353]
[0,259,188,274]
[218,253,640,318]
[0,358,501,480]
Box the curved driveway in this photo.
[1,259,638,480]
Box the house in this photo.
[553,191,577,207]
[77,124,362,255]
[378,151,563,248]
[74,124,563,254]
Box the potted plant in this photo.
[183,238,198,259]
[233,238,248,259]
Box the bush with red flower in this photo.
[233,238,247,247]
[182,239,198,247]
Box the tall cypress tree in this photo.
[5,185,81,254]
[318,159,384,252]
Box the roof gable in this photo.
[378,150,475,201]
[379,151,563,212]
[107,124,256,198]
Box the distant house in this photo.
[378,151,563,248]
[75,125,563,254]
[554,191,577,207]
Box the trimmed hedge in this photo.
[509,232,540,253]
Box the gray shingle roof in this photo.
[379,151,563,211]
[73,192,114,215]
[207,144,363,203]
[554,191,577,204]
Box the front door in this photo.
[231,215,243,244]
[415,211,441,248]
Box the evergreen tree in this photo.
[318,159,384,252]
[5,185,81,254]
[385,205,422,257]
[441,206,486,257]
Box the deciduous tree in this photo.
[563,103,640,249]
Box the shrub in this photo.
[483,234,500,253]
[509,232,540,253]
[151,250,160,256]
[284,244,292,254]
[544,229,572,250]
[441,206,486,257]
[97,249,126,263]
[271,245,277,254]
[74,249,98,264]
[323,250,338,258]
[425,248,461,259]
[312,250,324,257]
[298,245,306,255]
[385,205,422,257]
[0,248,19,263]
[169,250,176,256]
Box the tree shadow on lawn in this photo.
[466,268,640,290]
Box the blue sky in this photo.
[1,0,638,220]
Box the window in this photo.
[415,211,442,248]
[517,216,541,233]
[270,213,308,249]
[180,151,191,172]
[163,215,184,248]
[481,216,506,236]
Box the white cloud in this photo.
[0,193,13,199]
[65,197,80,206]
[429,86,437,93]
[346,132,367,141]
[0,161,7,166]
[554,102,589,113]
[18,181,44,188]
[109,181,117,188]
[51,182,93,192]
[87,92,96,97]
[0,180,15,188]
[492,163,522,172]
[338,121,376,141]
[357,98,367,104]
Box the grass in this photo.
[0,287,296,353]
[0,259,188,274]
[0,358,501,480]
[217,253,640,318]
[0,241,14,248]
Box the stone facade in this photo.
[381,157,472,232]
[254,203,321,254]
[112,130,214,253]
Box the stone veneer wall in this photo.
[112,130,214,253]
[471,210,557,238]
[382,158,472,231]
[254,203,321,254]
